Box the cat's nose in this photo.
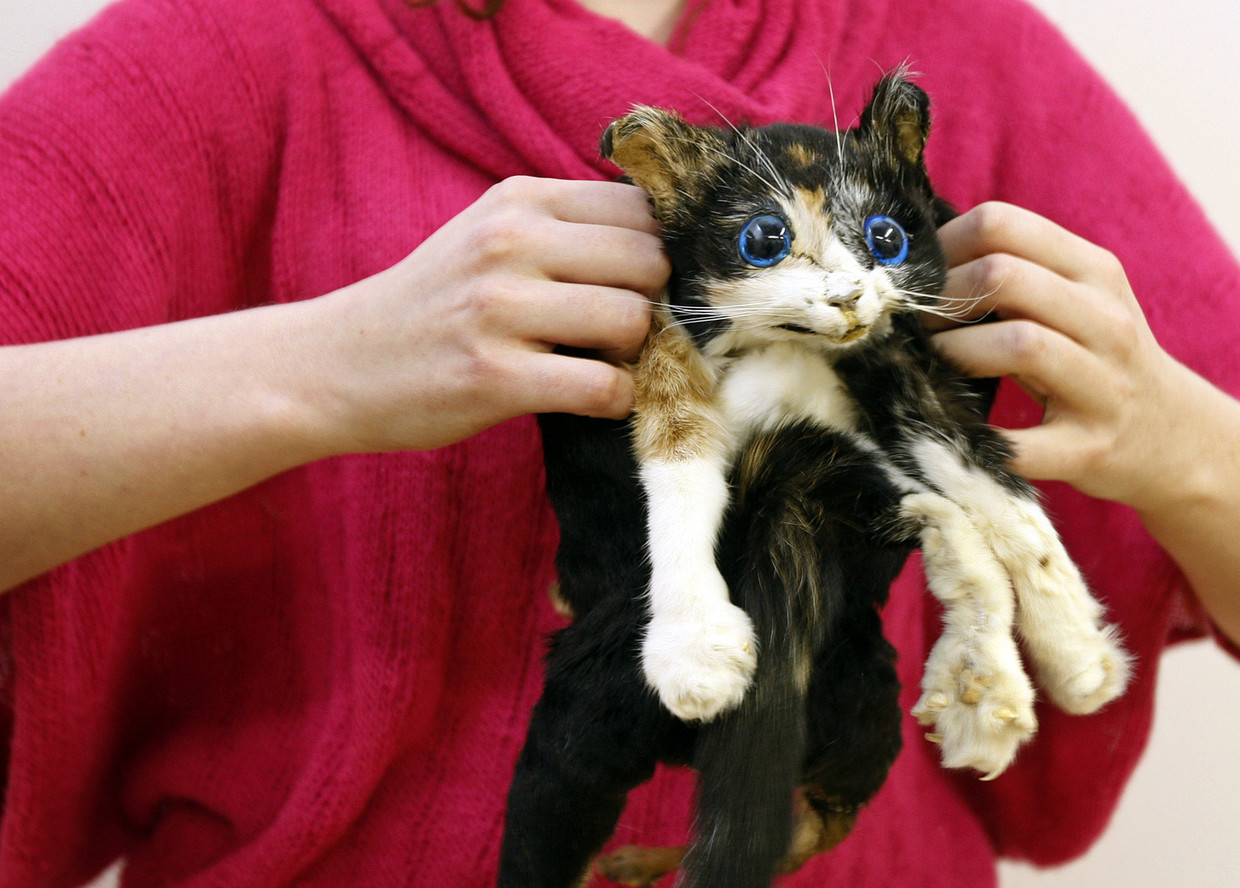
[823,272,864,309]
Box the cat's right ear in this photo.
[601,107,724,210]
[859,72,933,169]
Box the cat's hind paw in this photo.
[1032,622,1131,715]
[913,659,1037,780]
[985,505,1132,715]
[904,492,1037,778]
[596,845,684,887]
[642,599,757,722]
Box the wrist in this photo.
[262,290,372,462]
[1131,360,1240,520]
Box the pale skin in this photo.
[0,177,664,589]
[1,0,1238,649]
[931,203,1240,645]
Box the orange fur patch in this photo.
[631,310,726,463]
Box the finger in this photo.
[513,282,651,363]
[542,220,671,295]
[508,350,635,419]
[998,423,1092,484]
[919,264,1002,331]
[501,177,660,234]
[931,319,1110,412]
[929,254,1110,349]
[938,202,1117,286]
[552,180,661,234]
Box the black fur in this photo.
[501,418,910,888]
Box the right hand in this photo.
[309,176,667,453]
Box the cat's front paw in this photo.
[642,598,757,722]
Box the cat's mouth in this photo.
[833,324,872,343]
[778,323,817,336]
[778,322,872,343]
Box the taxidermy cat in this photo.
[499,73,1130,888]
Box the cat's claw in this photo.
[912,658,1037,779]
[642,599,757,722]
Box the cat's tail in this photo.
[683,638,810,888]
[680,429,841,888]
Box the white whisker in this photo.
[897,287,994,322]
[673,136,787,198]
[813,52,845,167]
[690,92,790,198]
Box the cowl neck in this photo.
[315,0,851,180]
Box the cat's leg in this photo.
[499,601,685,888]
[910,439,1130,715]
[797,590,903,853]
[901,492,1038,777]
[639,451,757,721]
[632,320,755,722]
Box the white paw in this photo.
[1033,624,1131,715]
[913,635,1037,779]
[997,522,1132,715]
[642,598,757,722]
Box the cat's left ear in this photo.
[859,71,932,168]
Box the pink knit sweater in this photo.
[1,1,1236,885]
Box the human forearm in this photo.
[1133,364,1240,646]
[0,177,663,592]
[0,300,335,591]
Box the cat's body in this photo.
[499,74,1129,888]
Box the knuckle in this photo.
[999,319,1047,365]
[618,293,653,343]
[642,239,673,290]
[579,365,627,416]
[624,234,674,300]
[1093,245,1127,287]
[967,201,1019,249]
[488,175,542,206]
[460,273,518,323]
[1113,372,1137,407]
[470,215,528,267]
[459,340,506,391]
[1074,434,1115,480]
[1107,309,1141,358]
[971,252,1019,296]
[1086,293,1142,361]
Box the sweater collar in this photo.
[315,0,844,180]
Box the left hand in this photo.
[926,201,1200,515]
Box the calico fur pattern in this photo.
[499,74,1130,888]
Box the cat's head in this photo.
[601,73,954,354]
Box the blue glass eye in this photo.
[864,215,909,265]
[738,214,792,267]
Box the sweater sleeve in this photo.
[0,1,291,882]
[0,0,287,347]
[912,0,1240,865]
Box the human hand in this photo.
[309,176,666,453]
[925,202,1204,514]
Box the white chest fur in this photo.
[717,342,859,440]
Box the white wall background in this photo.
[2,1,1238,886]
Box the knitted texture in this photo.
[0,0,1237,885]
